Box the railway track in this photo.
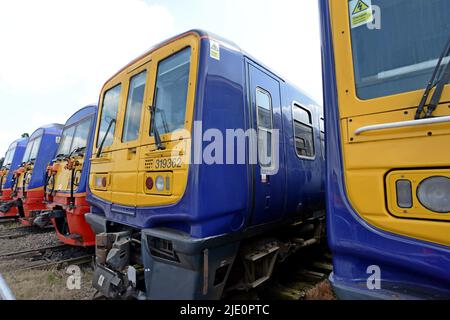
[0,226,54,240]
[261,247,333,300]
[0,244,68,258]
[17,254,93,271]
[0,217,18,225]
[226,245,334,300]
[0,242,94,271]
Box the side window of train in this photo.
[256,88,274,169]
[320,117,325,160]
[97,84,122,147]
[122,71,147,142]
[292,103,315,159]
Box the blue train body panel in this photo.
[2,137,28,190]
[26,124,64,190]
[319,0,450,299]
[87,30,325,239]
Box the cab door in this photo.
[248,62,286,226]
[90,81,122,203]
[109,65,149,210]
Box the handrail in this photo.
[0,274,15,300]
[354,115,450,136]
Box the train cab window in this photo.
[97,84,122,147]
[23,136,42,163]
[256,88,274,168]
[4,145,16,166]
[320,117,325,160]
[58,118,92,156]
[293,104,315,159]
[151,47,191,136]
[71,119,92,151]
[122,71,147,142]
[58,126,76,156]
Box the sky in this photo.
[0,0,323,157]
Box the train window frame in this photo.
[255,87,275,170]
[23,135,42,163]
[292,102,315,161]
[96,83,122,149]
[320,117,325,160]
[58,117,93,157]
[4,143,17,167]
[149,46,192,138]
[122,70,147,143]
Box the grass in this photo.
[3,267,95,300]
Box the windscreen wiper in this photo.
[415,36,450,119]
[150,89,165,150]
[96,119,116,158]
[68,146,86,158]
[425,57,450,118]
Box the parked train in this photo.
[33,106,98,246]
[0,136,29,217]
[83,30,326,299]
[320,0,450,299]
[0,124,63,224]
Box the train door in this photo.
[90,83,122,203]
[92,65,148,209]
[247,62,286,226]
[109,65,149,209]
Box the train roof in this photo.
[64,105,97,127]
[6,136,28,151]
[28,123,64,140]
[103,29,321,109]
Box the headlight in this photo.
[155,176,164,191]
[417,176,450,213]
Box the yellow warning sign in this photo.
[210,40,220,61]
[352,0,369,15]
[349,0,373,29]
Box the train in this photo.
[0,136,29,217]
[320,0,450,299]
[0,124,63,224]
[33,106,98,246]
[83,30,326,299]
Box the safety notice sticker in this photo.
[349,0,373,29]
[210,40,220,61]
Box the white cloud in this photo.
[0,0,175,156]
[0,0,175,95]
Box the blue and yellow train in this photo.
[84,30,326,299]
[320,0,450,299]
[0,136,29,217]
[34,105,98,246]
[0,124,63,223]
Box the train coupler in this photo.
[33,209,65,228]
[0,200,20,213]
[92,231,143,298]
